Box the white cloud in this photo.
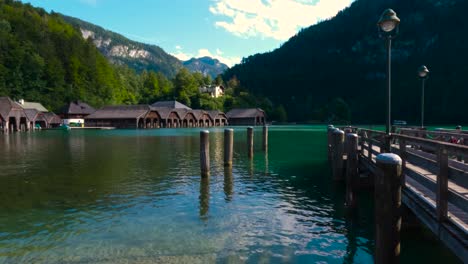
[175,45,182,50]
[171,48,240,67]
[209,0,354,40]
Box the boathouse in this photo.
[151,100,192,110]
[192,110,213,127]
[24,109,48,129]
[44,112,62,128]
[226,108,266,126]
[59,101,96,126]
[172,109,198,128]
[208,110,228,126]
[0,97,28,132]
[85,105,151,128]
[151,107,181,128]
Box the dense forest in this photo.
[0,0,262,113]
[224,0,468,124]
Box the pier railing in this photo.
[328,126,468,261]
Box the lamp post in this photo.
[378,9,400,135]
[418,65,429,128]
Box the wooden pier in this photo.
[328,126,468,262]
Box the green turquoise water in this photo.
[0,126,460,263]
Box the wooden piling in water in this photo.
[224,128,234,167]
[327,126,335,163]
[262,125,268,151]
[375,153,402,264]
[345,133,358,209]
[200,130,210,177]
[247,127,254,158]
[332,129,345,181]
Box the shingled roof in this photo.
[24,109,40,121]
[207,110,228,120]
[44,112,62,124]
[86,105,150,119]
[226,108,265,118]
[0,97,24,118]
[151,100,192,110]
[19,100,49,112]
[60,100,95,115]
[150,107,181,120]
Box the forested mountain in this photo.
[224,0,468,124]
[183,57,229,78]
[0,0,259,113]
[63,15,229,79]
[62,15,184,78]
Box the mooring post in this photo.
[346,133,359,209]
[200,130,210,177]
[262,125,268,151]
[247,127,254,158]
[224,128,234,167]
[375,153,402,264]
[436,146,448,222]
[332,129,345,181]
[327,125,335,163]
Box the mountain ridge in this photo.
[62,15,228,78]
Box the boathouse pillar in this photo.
[375,153,402,264]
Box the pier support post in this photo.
[375,153,402,264]
[436,146,448,222]
[327,125,334,162]
[247,127,254,159]
[262,125,268,151]
[200,130,210,177]
[332,129,345,181]
[346,133,359,209]
[224,128,234,167]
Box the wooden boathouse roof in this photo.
[60,100,95,115]
[226,108,265,118]
[151,100,191,110]
[44,112,62,124]
[150,107,181,120]
[0,97,25,118]
[18,100,49,112]
[191,110,212,120]
[86,105,150,120]
[207,110,228,120]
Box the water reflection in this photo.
[199,177,210,220]
[223,167,233,201]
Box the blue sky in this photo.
[21,0,354,67]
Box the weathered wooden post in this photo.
[327,125,335,163]
[368,131,373,159]
[224,128,234,167]
[262,125,268,151]
[200,130,210,177]
[399,138,407,185]
[346,133,359,209]
[247,127,254,158]
[224,167,233,201]
[332,129,345,181]
[375,153,402,264]
[436,146,448,222]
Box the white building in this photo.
[199,85,224,98]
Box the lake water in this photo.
[0,126,460,263]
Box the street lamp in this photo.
[418,65,429,128]
[378,9,400,135]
